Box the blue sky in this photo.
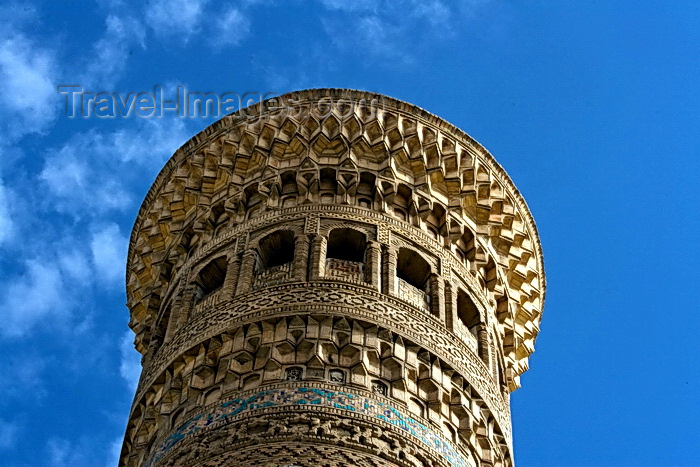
[0,1,698,466]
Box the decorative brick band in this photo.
[148,384,473,467]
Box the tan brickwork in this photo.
[119,89,546,467]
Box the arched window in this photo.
[194,256,227,304]
[393,184,412,222]
[457,289,487,363]
[455,231,475,270]
[257,230,295,269]
[357,172,376,208]
[319,168,336,203]
[409,397,425,418]
[281,171,298,195]
[396,248,431,312]
[443,422,457,443]
[326,228,366,281]
[327,228,365,262]
[457,289,480,333]
[282,195,296,208]
[358,197,372,208]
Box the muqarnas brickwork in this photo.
[118,89,546,467]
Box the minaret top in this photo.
[125,88,545,385]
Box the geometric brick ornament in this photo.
[119,89,546,466]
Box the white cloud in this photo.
[119,331,141,392]
[319,0,471,63]
[47,437,93,467]
[145,0,209,41]
[40,145,133,214]
[409,0,451,29]
[318,0,376,12]
[1,260,65,338]
[40,117,192,215]
[0,180,14,245]
[212,7,250,47]
[90,223,127,286]
[323,14,405,63]
[82,15,146,88]
[58,249,92,283]
[0,31,57,139]
[0,419,19,450]
[107,117,192,165]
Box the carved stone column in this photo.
[477,325,490,365]
[222,253,241,298]
[444,281,457,332]
[236,249,257,295]
[382,245,397,296]
[177,279,196,327]
[309,235,327,281]
[293,234,310,281]
[365,241,382,291]
[429,273,445,321]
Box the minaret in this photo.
[120,89,545,467]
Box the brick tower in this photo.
[119,89,545,467]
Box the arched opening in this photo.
[457,289,480,331]
[443,422,457,443]
[393,184,412,222]
[328,228,365,262]
[244,185,263,219]
[257,230,295,269]
[457,289,487,363]
[319,167,337,204]
[455,230,475,270]
[357,172,375,208]
[253,230,295,288]
[409,397,425,418]
[326,228,366,282]
[194,256,227,304]
[210,202,227,236]
[281,171,298,195]
[396,248,431,312]
[425,204,445,239]
[281,171,298,208]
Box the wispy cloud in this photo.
[40,117,192,215]
[40,143,133,214]
[81,15,146,88]
[212,6,251,47]
[318,0,473,64]
[119,330,141,392]
[90,223,128,287]
[0,29,57,140]
[145,0,209,42]
[0,180,14,246]
[1,260,66,338]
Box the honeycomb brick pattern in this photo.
[119,89,546,467]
